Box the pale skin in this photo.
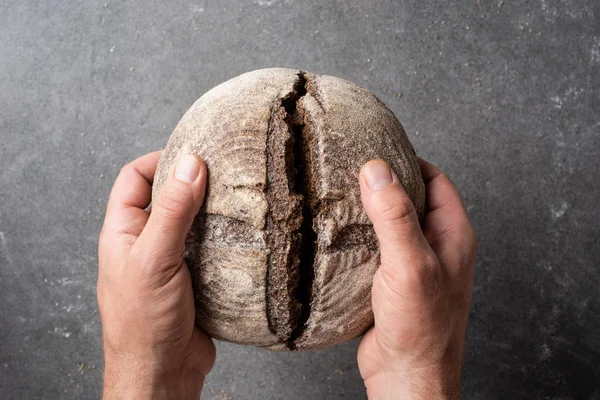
[98,152,476,399]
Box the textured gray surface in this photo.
[0,1,598,399]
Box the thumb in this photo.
[132,154,207,281]
[360,160,437,294]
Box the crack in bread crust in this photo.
[264,72,320,349]
[284,73,318,350]
[264,105,302,342]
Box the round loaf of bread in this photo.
[153,68,425,351]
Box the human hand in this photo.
[357,159,477,399]
[98,151,215,399]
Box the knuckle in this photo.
[127,249,156,288]
[437,173,452,188]
[155,190,191,220]
[410,252,440,284]
[128,246,149,270]
[380,251,440,297]
[114,231,137,247]
[375,193,416,224]
[127,246,181,288]
[118,163,136,179]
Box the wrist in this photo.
[364,361,461,400]
[103,353,204,400]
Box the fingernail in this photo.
[364,161,393,190]
[175,154,201,183]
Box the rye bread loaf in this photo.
[152,68,425,351]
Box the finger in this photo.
[101,151,162,247]
[419,158,466,211]
[359,160,439,296]
[132,154,207,281]
[418,159,477,282]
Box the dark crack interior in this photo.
[264,72,317,348]
[282,73,318,350]
[264,110,301,342]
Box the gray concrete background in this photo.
[1,1,598,399]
